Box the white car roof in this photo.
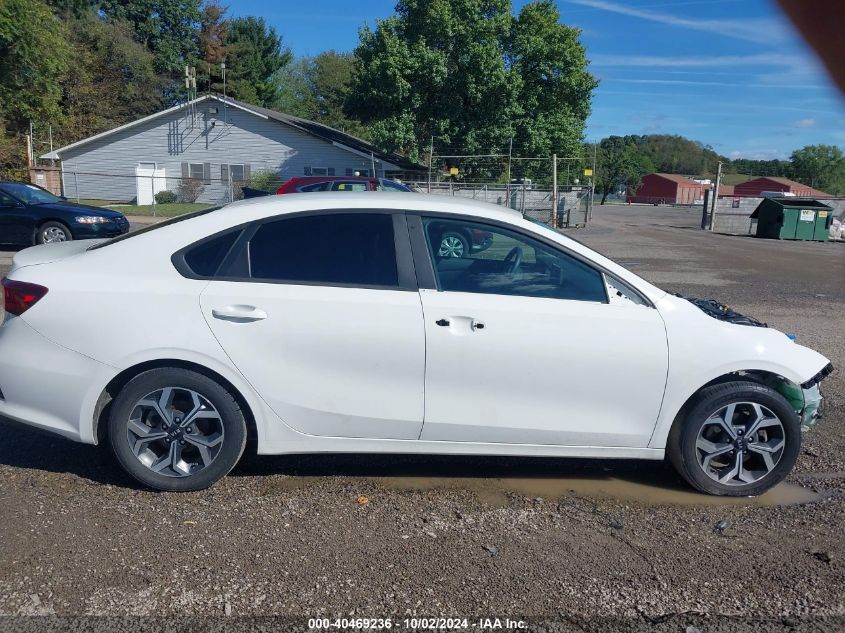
[222,191,523,223]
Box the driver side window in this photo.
[422,217,607,303]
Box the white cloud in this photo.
[795,118,817,128]
[728,149,788,160]
[590,53,798,68]
[568,0,791,44]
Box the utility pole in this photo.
[48,124,54,167]
[370,151,377,178]
[709,161,723,231]
[589,142,598,222]
[551,153,558,228]
[506,134,513,209]
[427,136,434,193]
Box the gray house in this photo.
[42,95,425,204]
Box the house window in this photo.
[189,163,205,181]
[305,166,335,176]
[345,168,370,177]
[221,163,248,183]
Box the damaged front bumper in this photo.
[799,363,833,427]
[773,363,834,427]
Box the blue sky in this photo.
[228,0,845,160]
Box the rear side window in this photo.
[183,231,240,277]
[248,213,398,287]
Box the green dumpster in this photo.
[751,198,832,241]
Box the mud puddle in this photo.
[370,475,821,507]
[247,455,822,507]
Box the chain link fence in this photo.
[408,181,593,227]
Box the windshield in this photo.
[87,206,222,250]
[0,183,60,205]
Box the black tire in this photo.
[667,380,800,497]
[438,231,470,258]
[108,368,247,491]
[36,221,73,245]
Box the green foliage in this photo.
[272,51,368,136]
[507,0,597,179]
[0,0,71,129]
[628,135,722,176]
[595,136,654,204]
[225,16,292,107]
[59,16,162,144]
[98,0,202,74]
[154,190,177,204]
[247,169,284,193]
[788,145,845,195]
[272,58,318,119]
[347,0,520,167]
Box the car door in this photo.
[413,214,668,448]
[199,210,426,440]
[0,189,31,245]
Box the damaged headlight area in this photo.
[679,295,768,327]
[754,363,834,427]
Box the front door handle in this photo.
[211,305,267,322]
[436,318,450,327]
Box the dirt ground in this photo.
[1,205,844,632]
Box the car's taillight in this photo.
[2,278,48,316]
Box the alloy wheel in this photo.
[439,235,465,258]
[42,227,68,243]
[695,401,785,486]
[126,387,225,478]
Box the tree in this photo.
[310,51,367,135]
[197,1,230,94]
[0,0,71,130]
[506,0,597,178]
[98,0,202,74]
[788,145,845,195]
[225,16,291,107]
[595,136,654,204]
[272,58,317,119]
[59,16,162,144]
[347,0,519,165]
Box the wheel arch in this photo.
[92,358,259,452]
[652,368,802,449]
[32,217,74,242]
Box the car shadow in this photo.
[0,416,691,496]
[0,417,134,486]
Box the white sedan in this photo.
[0,193,832,494]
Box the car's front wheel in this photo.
[37,221,72,244]
[108,368,247,491]
[668,380,800,496]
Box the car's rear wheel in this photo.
[668,380,800,496]
[37,221,72,244]
[438,231,469,258]
[108,368,247,491]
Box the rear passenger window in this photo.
[248,213,399,287]
[183,230,240,277]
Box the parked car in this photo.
[0,193,832,494]
[276,176,412,194]
[0,181,129,245]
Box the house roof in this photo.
[737,176,830,197]
[42,94,425,172]
[650,173,702,186]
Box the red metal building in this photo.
[733,177,829,198]
[627,173,706,204]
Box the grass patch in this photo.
[103,202,212,217]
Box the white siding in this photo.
[59,104,386,203]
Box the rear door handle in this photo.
[211,305,267,322]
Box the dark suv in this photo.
[276,176,412,194]
[0,181,129,245]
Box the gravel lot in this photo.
[1,205,844,632]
